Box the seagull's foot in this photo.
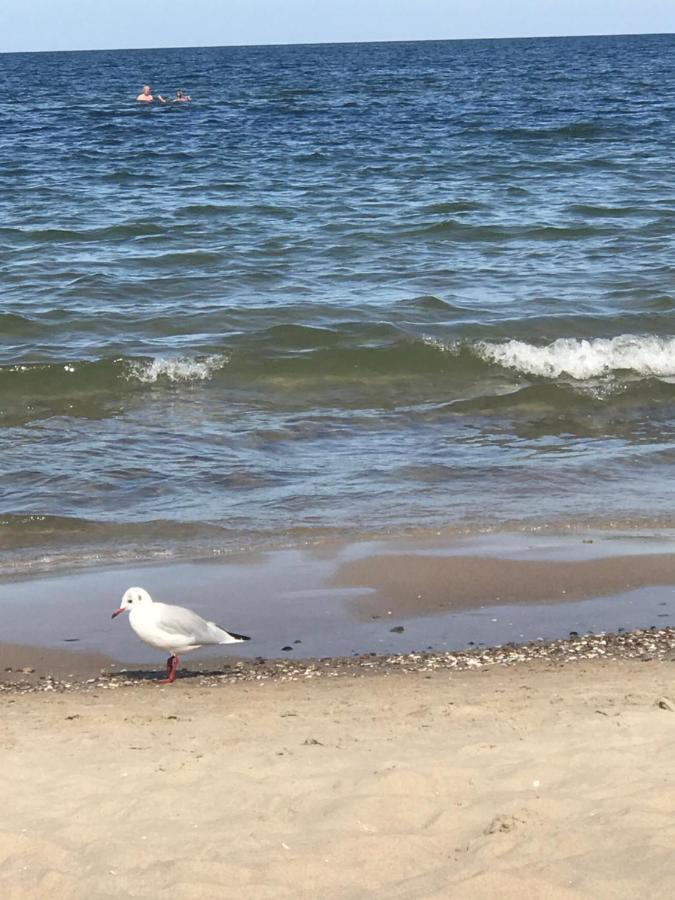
[157,654,179,685]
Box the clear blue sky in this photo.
[3,0,675,53]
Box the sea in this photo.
[3,34,675,576]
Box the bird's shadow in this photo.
[105,666,246,682]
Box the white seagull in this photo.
[111,586,250,684]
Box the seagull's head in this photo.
[111,586,153,619]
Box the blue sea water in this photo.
[2,34,675,573]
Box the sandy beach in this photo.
[3,648,675,899]
[3,534,675,898]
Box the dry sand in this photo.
[4,657,675,899]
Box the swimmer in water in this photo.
[172,90,191,103]
[136,85,166,103]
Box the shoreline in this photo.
[1,529,675,680]
[4,517,675,582]
[3,626,675,694]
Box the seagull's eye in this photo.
[128,598,133,604]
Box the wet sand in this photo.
[4,655,675,899]
[2,531,675,682]
[335,551,675,617]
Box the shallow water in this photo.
[2,533,675,663]
[2,35,675,571]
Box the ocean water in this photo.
[2,34,675,574]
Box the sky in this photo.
[3,0,675,53]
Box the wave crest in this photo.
[125,354,228,384]
[475,336,675,380]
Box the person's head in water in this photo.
[172,89,191,103]
[137,85,165,103]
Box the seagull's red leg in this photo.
[158,654,179,685]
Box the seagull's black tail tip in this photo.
[230,632,251,641]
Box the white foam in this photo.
[126,354,228,384]
[475,335,675,380]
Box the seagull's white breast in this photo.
[128,603,205,654]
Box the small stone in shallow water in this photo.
[281,646,293,652]
[390,626,405,634]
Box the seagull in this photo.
[111,586,250,684]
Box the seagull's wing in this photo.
[153,603,248,645]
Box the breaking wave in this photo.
[125,354,229,383]
[474,335,675,380]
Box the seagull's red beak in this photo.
[111,607,125,619]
